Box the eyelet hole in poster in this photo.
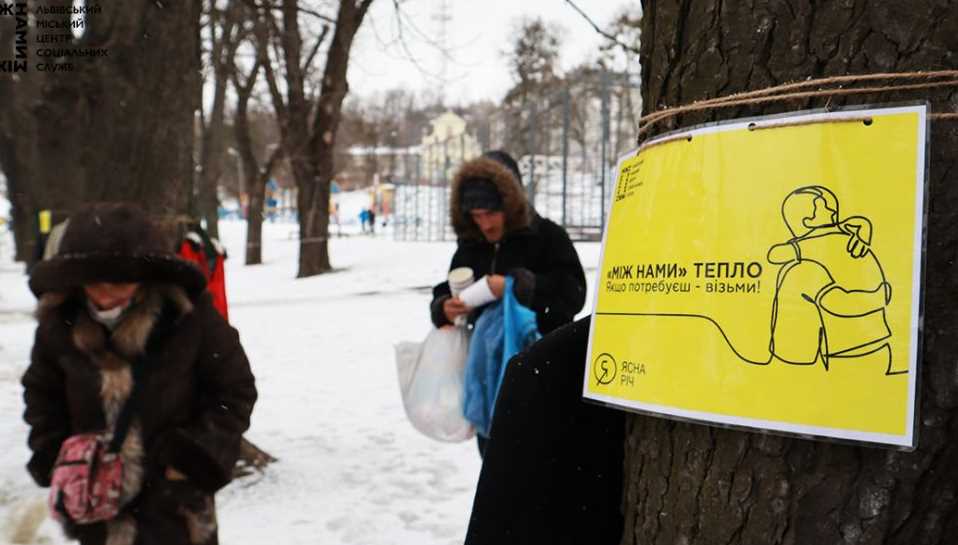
[584,104,928,449]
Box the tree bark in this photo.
[232,56,281,266]
[299,0,373,277]
[0,126,29,261]
[622,2,958,544]
[0,1,200,247]
[198,3,242,240]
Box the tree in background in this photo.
[337,88,422,187]
[229,38,284,266]
[0,1,200,262]
[197,0,246,240]
[248,0,375,278]
[503,17,563,107]
[499,17,563,163]
[621,3,958,544]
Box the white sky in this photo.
[349,0,636,105]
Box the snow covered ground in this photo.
[0,220,600,545]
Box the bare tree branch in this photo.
[262,141,285,176]
[279,0,308,115]
[387,0,444,82]
[245,0,337,24]
[231,55,263,97]
[302,24,331,76]
[294,5,337,24]
[563,0,641,56]
[249,4,288,119]
[358,0,375,17]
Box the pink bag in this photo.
[48,433,124,524]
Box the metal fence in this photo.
[393,71,641,242]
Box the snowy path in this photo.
[0,221,599,545]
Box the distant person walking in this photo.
[359,209,369,233]
[23,203,257,545]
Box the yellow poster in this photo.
[585,105,927,448]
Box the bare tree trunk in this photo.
[198,3,242,240]
[198,83,226,239]
[298,0,373,277]
[233,74,264,265]
[5,171,32,263]
[250,0,373,278]
[621,2,958,544]
[243,176,266,265]
[0,128,29,261]
[232,56,281,266]
[0,3,33,262]
[294,165,330,276]
[0,1,200,238]
[244,170,265,265]
[246,147,283,266]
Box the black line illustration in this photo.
[597,186,905,376]
[767,186,901,375]
[594,312,774,365]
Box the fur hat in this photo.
[28,203,206,298]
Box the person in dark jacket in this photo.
[430,150,587,456]
[465,317,625,545]
[23,203,257,545]
[430,150,586,336]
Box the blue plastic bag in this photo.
[463,276,541,437]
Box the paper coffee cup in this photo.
[448,267,474,297]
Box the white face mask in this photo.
[87,299,130,330]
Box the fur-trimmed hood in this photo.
[451,156,531,240]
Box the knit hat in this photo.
[28,203,207,297]
[460,178,504,213]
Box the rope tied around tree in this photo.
[637,70,958,144]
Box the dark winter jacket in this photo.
[465,316,625,545]
[23,203,256,545]
[430,156,587,334]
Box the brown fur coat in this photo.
[23,285,257,545]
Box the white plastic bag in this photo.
[395,327,475,442]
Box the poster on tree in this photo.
[585,104,928,449]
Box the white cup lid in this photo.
[448,267,474,286]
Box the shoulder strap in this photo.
[109,357,145,453]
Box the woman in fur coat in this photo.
[22,203,258,545]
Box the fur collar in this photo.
[37,284,194,365]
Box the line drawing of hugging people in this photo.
[766,185,905,375]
